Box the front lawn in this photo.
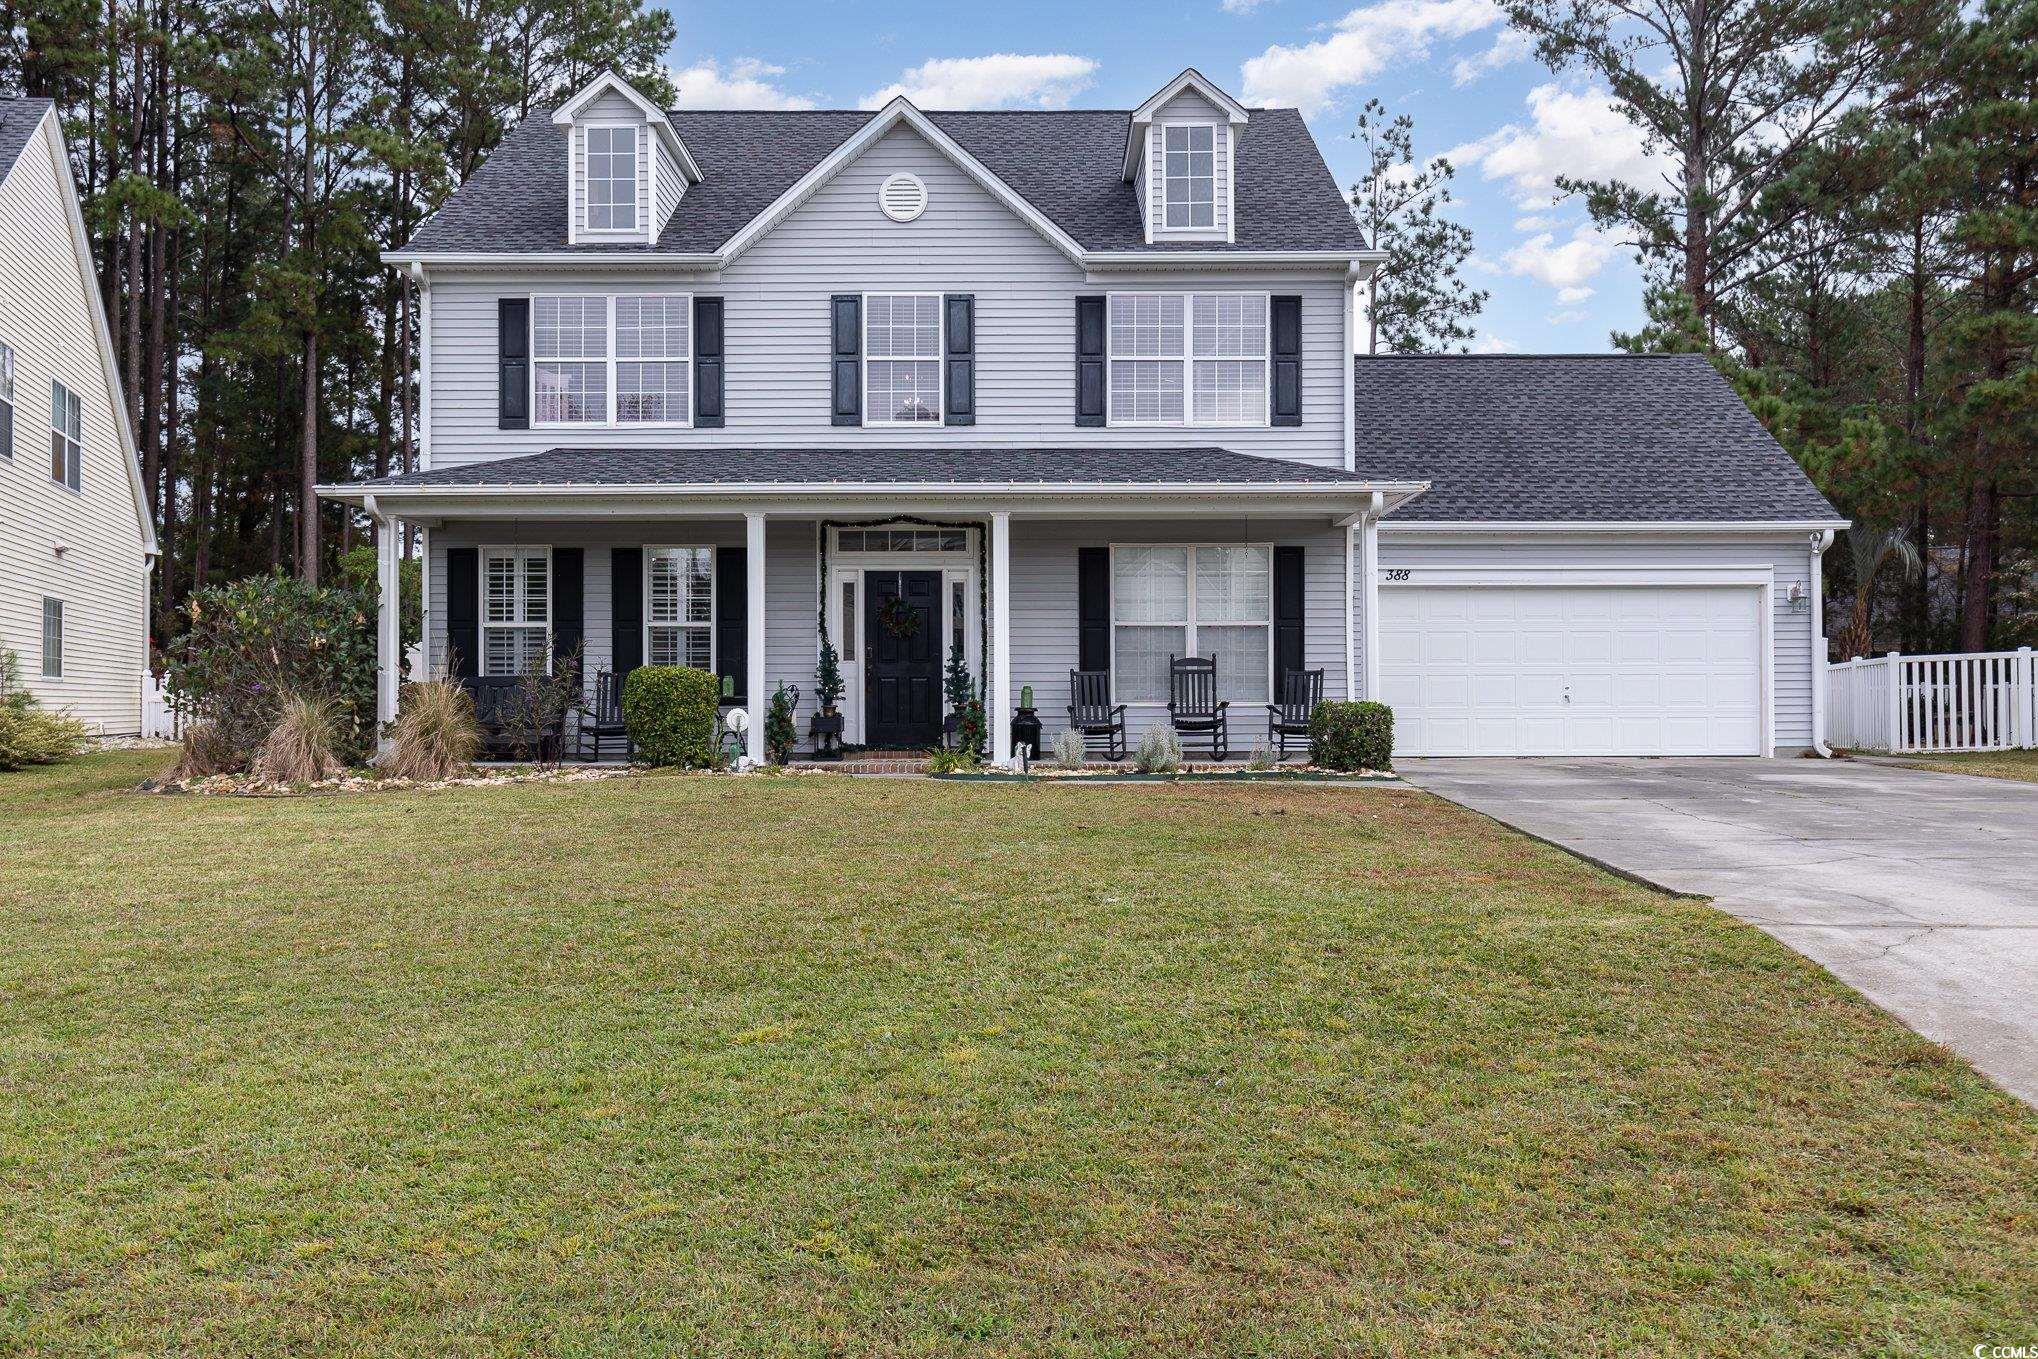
[1,751,2033,1356]
[1895,748,2038,783]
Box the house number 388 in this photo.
[1384,569,1412,582]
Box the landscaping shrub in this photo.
[0,653,88,771]
[165,573,376,768]
[1310,700,1393,772]
[250,694,346,785]
[503,646,581,766]
[925,746,981,775]
[1049,728,1087,769]
[623,665,720,768]
[765,683,798,764]
[1133,727,1182,773]
[169,721,238,779]
[383,679,481,781]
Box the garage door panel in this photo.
[1383,583,1764,757]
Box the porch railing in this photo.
[1827,649,2037,753]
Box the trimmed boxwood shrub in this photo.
[1309,700,1393,772]
[623,665,721,767]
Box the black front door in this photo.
[864,570,943,749]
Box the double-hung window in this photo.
[1111,545,1272,705]
[481,547,550,677]
[50,379,82,489]
[1161,124,1216,229]
[1108,293,1267,427]
[864,294,941,424]
[646,546,713,668]
[585,125,638,232]
[0,341,15,458]
[534,294,691,426]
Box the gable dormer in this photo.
[553,72,702,246]
[1123,69,1250,246]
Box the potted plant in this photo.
[810,640,845,758]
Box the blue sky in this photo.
[662,0,1667,353]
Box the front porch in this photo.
[323,448,1422,766]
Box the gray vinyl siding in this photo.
[652,136,683,238]
[1372,534,1820,750]
[1147,88,1231,242]
[570,91,653,245]
[0,116,149,732]
[425,122,1348,470]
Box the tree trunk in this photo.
[1958,477,1996,651]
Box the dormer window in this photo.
[586,125,639,231]
[1162,125,1216,230]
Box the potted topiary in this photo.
[810,639,845,758]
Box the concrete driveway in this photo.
[1399,757,2038,1106]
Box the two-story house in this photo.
[0,98,156,734]
[322,68,1845,764]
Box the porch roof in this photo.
[319,446,1425,518]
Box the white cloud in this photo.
[1472,332,1519,354]
[1512,213,1555,231]
[667,57,816,111]
[1451,26,1530,85]
[1502,224,1618,302]
[1547,307,1589,324]
[863,54,1099,110]
[1222,0,1274,11]
[1240,0,1502,115]
[1446,83,1662,209]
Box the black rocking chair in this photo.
[1167,655,1230,761]
[1265,667,1324,759]
[465,675,565,762]
[577,669,633,762]
[1066,669,1128,761]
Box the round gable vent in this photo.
[878,172,928,223]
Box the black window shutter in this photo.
[694,296,724,427]
[1270,295,1302,427]
[830,294,861,426]
[1273,545,1305,679]
[498,298,529,430]
[612,547,643,684]
[716,544,746,703]
[943,293,975,426]
[445,548,479,679]
[552,548,584,674]
[1075,295,1106,427]
[1077,547,1110,673]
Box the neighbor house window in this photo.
[0,341,15,458]
[1161,124,1216,229]
[864,294,941,424]
[40,598,62,678]
[646,546,713,668]
[481,547,549,677]
[1111,545,1271,704]
[50,379,82,489]
[1108,293,1266,427]
[585,125,638,231]
[534,293,691,426]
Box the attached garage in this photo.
[1378,576,1771,757]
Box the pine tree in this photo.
[1350,100,1486,354]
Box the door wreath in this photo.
[877,593,922,640]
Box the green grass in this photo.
[1895,748,2038,783]
[1,751,2033,1357]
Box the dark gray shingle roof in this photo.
[356,445,1376,489]
[0,97,52,181]
[404,107,1367,256]
[1356,354,1842,523]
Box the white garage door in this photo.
[1380,584,1765,756]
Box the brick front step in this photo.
[791,757,932,775]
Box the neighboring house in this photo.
[322,68,1845,764]
[0,98,156,734]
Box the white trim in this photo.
[1104,290,1272,430]
[1342,267,1359,471]
[990,511,1012,766]
[551,71,702,181]
[1123,68,1250,181]
[477,543,554,677]
[1379,570,1777,758]
[1154,122,1221,236]
[1107,542,1276,708]
[1343,521,1357,702]
[745,513,767,765]
[718,98,1089,267]
[322,479,1426,503]
[529,290,694,430]
[877,172,927,223]
[826,524,981,748]
[1810,529,1835,755]
[1359,493,1381,700]
[382,247,1384,271]
[861,291,944,428]
[412,264,432,471]
[643,544,717,671]
[1380,519,1851,535]
[578,121,642,237]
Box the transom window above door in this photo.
[533,294,691,427]
[1112,544,1272,705]
[864,294,942,425]
[1108,293,1268,427]
[1161,124,1216,229]
[585,125,639,232]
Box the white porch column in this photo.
[371,501,400,748]
[1359,491,1383,701]
[990,511,1013,766]
[746,512,767,766]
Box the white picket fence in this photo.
[140,671,182,739]
[1827,649,2037,753]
